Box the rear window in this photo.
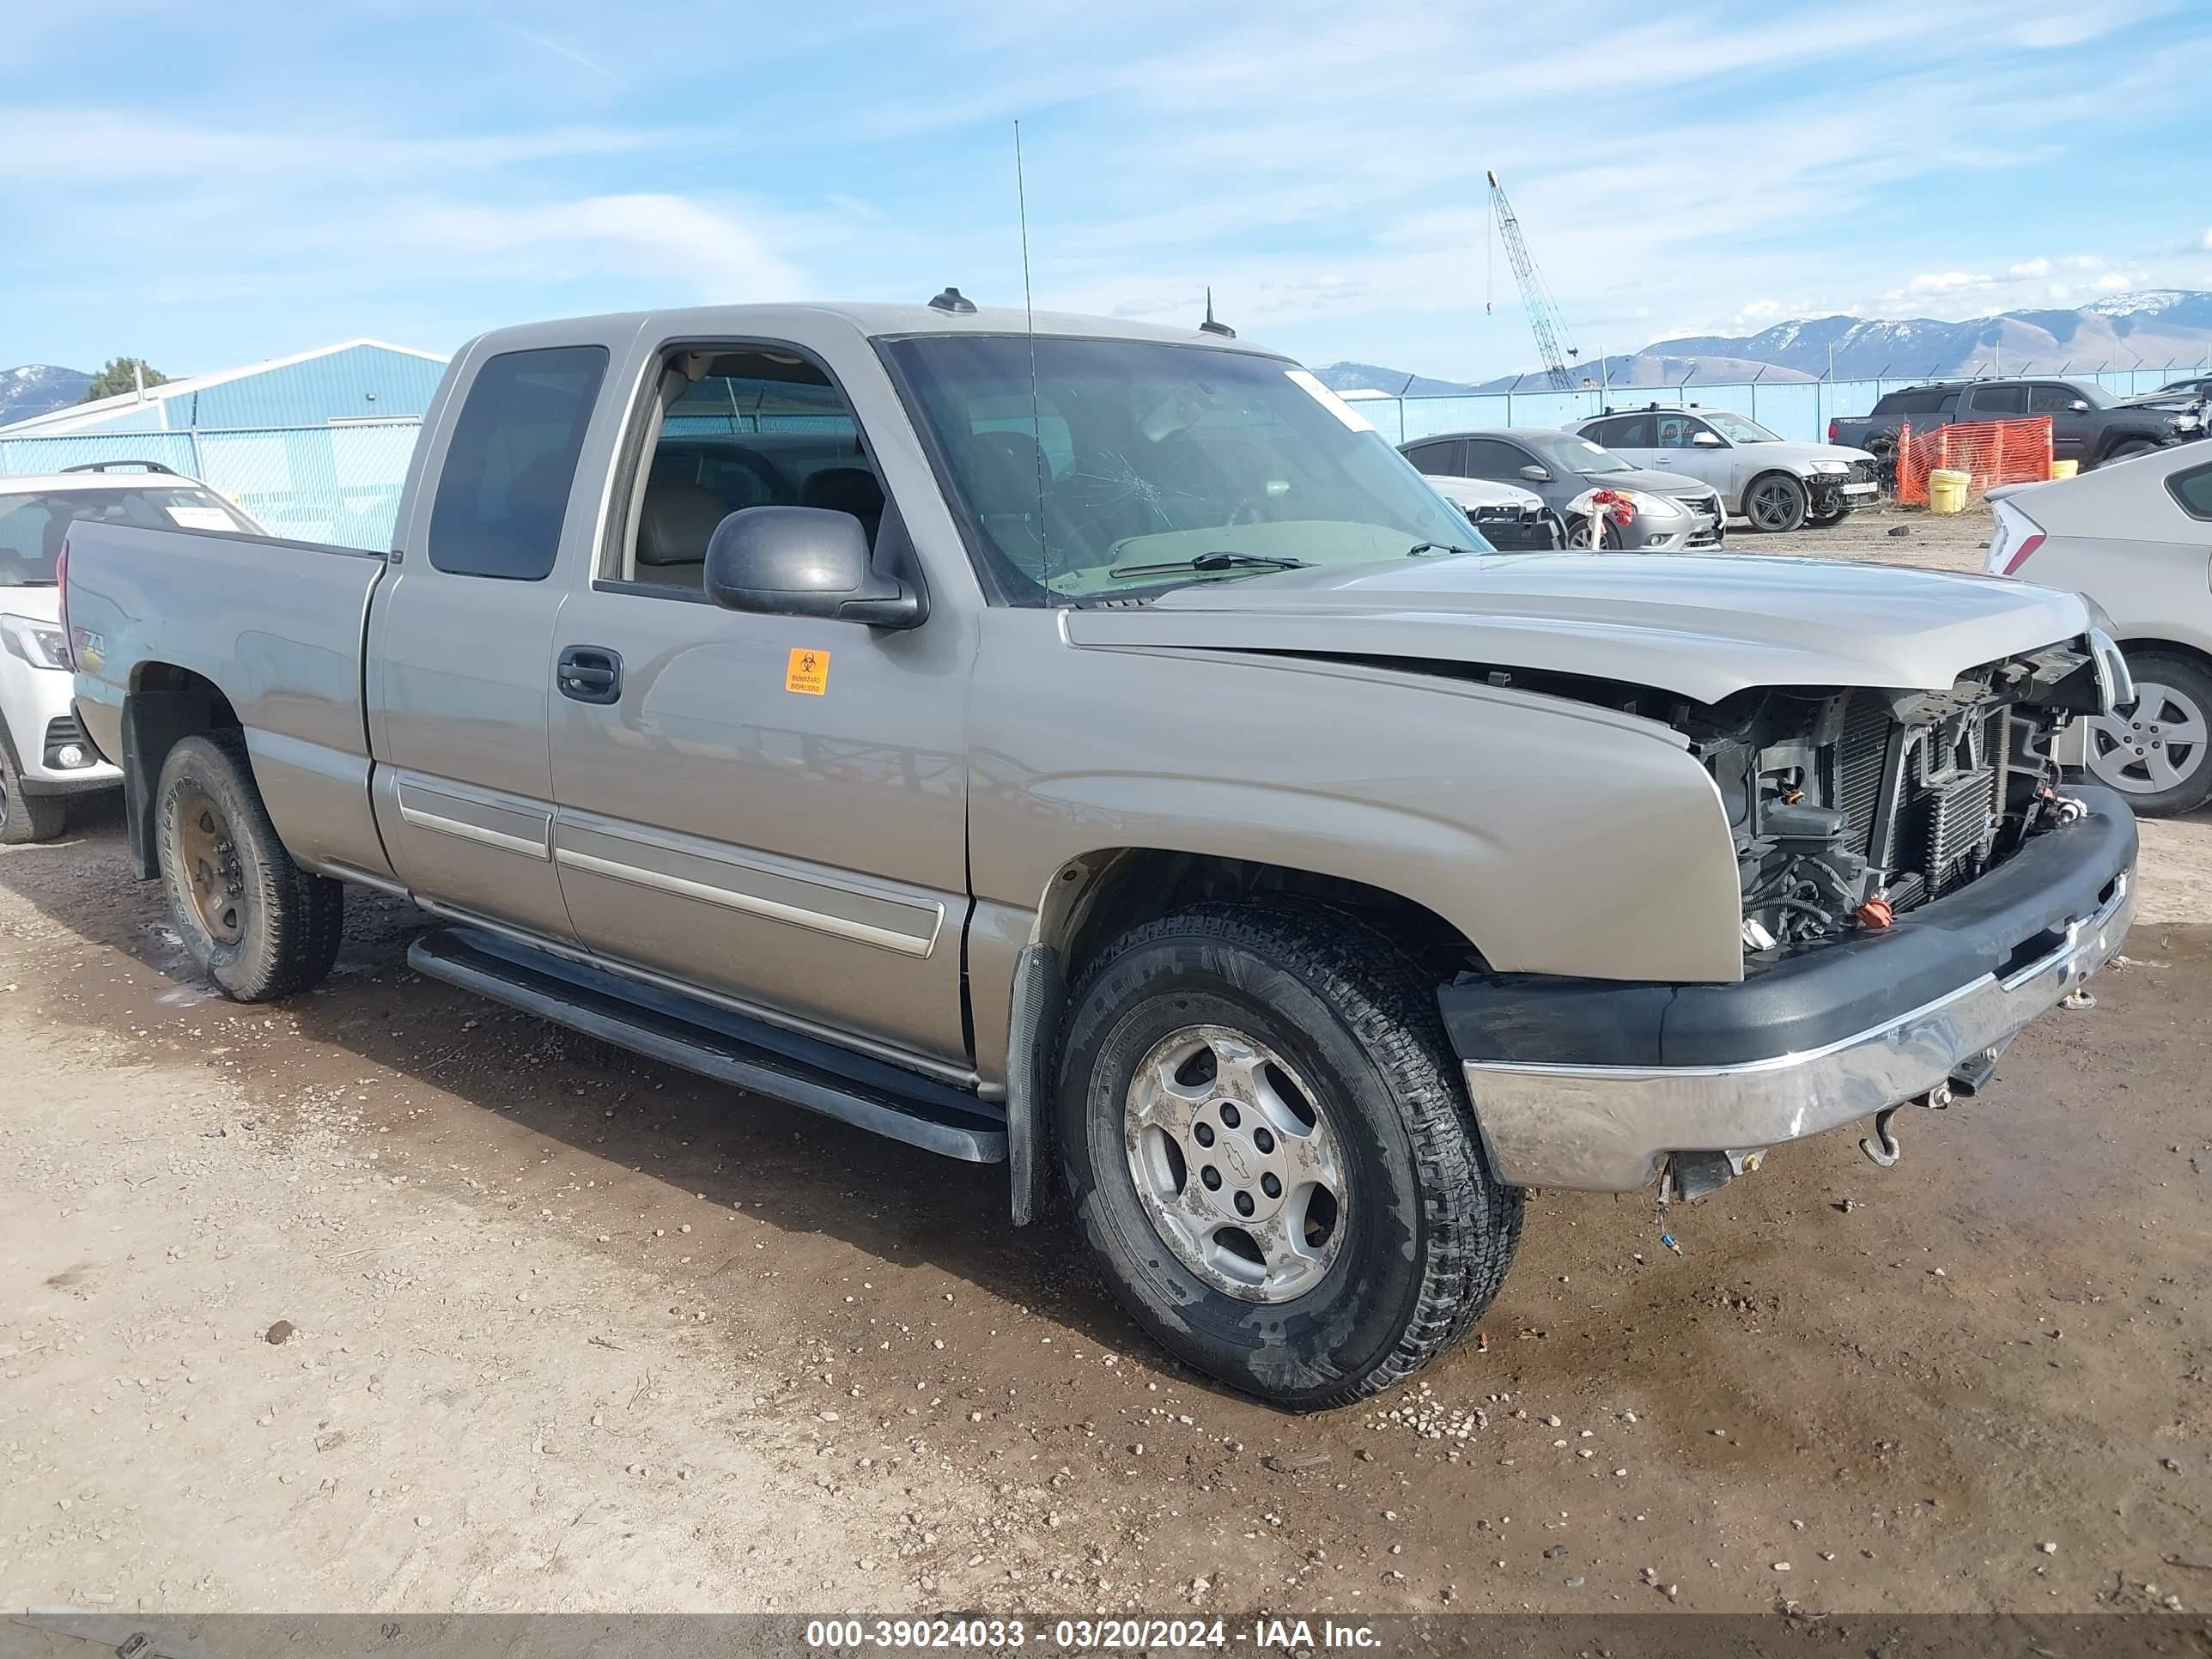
[428,344,608,580]
[0,485,257,585]
[1875,387,1955,416]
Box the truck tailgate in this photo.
[67,522,391,882]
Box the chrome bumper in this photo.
[1464,871,2136,1193]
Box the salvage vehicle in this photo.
[1831,379,2201,471]
[0,463,261,843]
[1574,405,1878,532]
[63,300,2138,1407]
[1424,472,1560,550]
[1989,445,2212,815]
[1401,428,1724,550]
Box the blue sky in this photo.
[5,0,2210,381]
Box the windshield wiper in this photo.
[1106,551,1311,579]
[1407,542,1482,557]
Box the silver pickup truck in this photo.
[60,299,2139,1408]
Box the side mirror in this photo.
[1691,430,1724,447]
[2069,399,2090,413]
[703,506,924,629]
[1520,464,1552,483]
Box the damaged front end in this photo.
[1689,640,2123,958]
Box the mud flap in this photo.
[1006,941,1065,1226]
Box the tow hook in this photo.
[1860,1083,1953,1168]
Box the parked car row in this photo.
[1830,376,2204,470]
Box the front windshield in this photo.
[2068,382,2117,409]
[1702,410,1781,442]
[0,484,256,585]
[880,335,1481,601]
[1524,433,1633,476]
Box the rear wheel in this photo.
[1744,472,1808,532]
[0,738,70,845]
[155,732,344,1000]
[1054,903,1522,1409]
[2082,652,2212,817]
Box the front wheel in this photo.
[1744,472,1808,532]
[1054,903,1522,1409]
[2082,653,2212,817]
[155,732,345,1000]
[0,741,69,845]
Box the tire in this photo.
[1807,502,1852,528]
[0,737,70,845]
[155,731,344,1000]
[1054,902,1523,1409]
[1743,471,1808,532]
[2081,651,2212,817]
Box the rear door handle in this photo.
[557,645,623,705]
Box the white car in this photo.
[1575,406,1881,532]
[1988,444,2212,816]
[1425,474,1561,550]
[0,465,262,842]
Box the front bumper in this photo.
[1446,788,2137,1192]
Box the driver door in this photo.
[1656,414,1733,492]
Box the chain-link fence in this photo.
[0,420,422,550]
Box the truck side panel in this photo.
[66,523,393,884]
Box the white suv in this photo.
[0,465,262,842]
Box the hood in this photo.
[1571,464,1718,501]
[1428,473,1545,511]
[1734,441,1877,468]
[1061,552,2090,705]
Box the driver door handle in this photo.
[557,645,623,705]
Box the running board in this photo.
[406,927,1006,1163]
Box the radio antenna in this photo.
[1014,118,1049,580]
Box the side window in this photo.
[1610,414,1656,447]
[2027,384,2078,413]
[428,345,608,580]
[619,344,887,590]
[1971,384,2027,416]
[2169,462,2212,521]
[1461,438,1531,481]
[1403,441,1464,476]
[1654,414,1698,448]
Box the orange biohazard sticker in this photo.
[785,647,830,696]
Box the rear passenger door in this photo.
[1587,413,1659,470]
[544,337,974,1070]
[367,336,628,942]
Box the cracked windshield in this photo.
[884,335,1484,601]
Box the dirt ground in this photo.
[4,519,2209,1620]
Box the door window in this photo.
[1462,438,1535,481]
[1656,414,1706,448]
[615,345,889,591]
[1593,414,1654,447]
[428,345,608,580]
[1969,385,2027,416]
[2027,384,2081,413]
[1403,440,1465,476]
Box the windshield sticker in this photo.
[1284,368,1376,433]
[165,505,237,532]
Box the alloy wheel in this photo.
[2086,679,2209,797]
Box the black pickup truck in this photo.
[1831,377,2202,471]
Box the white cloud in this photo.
[1733,300,1790,327]
[413,195,805,299]
[2090,271,2131,293]
[2202,228,2212,251]
[1907,271,1995,295]
[2058,254,2108,271]
[2008,257,2051,278]
[2047,283,2073,301]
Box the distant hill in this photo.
[1317,290,2212,398]
[0,364,93,427]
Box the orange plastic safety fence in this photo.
[1895,416,2054,505]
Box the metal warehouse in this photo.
[0,339,447,437]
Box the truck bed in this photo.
[65,521,393,884]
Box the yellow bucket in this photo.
[1929,468,1971,514]
[2050,459,2079,481]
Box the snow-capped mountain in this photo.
[1318,291,2212,397]
[0,364,93,427]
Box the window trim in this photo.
[590,334,903,605]
[425,343,611,582]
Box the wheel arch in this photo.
[120,663,242,879]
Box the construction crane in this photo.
[1486,169,1581,392]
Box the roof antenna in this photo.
[1015,118,1050,582]
[1199,287,1235,337]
